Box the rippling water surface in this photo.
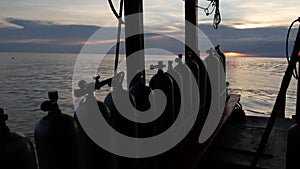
[0,53,297,136]
[226,57,297,116]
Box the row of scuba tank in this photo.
[0,49,226,169]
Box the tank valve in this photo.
[175,54,184,64]
[75,76,113,97]
[40,91,60,112]
[150,61,166,70]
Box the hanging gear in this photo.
[213,0,221,29]
[185,0,222,29]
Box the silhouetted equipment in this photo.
[185,53,212,134]
[129,79,152,112]
[286,23,300,169]
[124,0,146,88]
[212,0,221,29]
[74,76,113,169]
[185,0,212,133]
[104,72,147,169]
[215,45,226,73]
[123,0,150,113]
[75,74,144,169]
[149,61,181,134]
[185,0,212,132]
[252,20,300,167]
[0,108,37,169]
[74,76,112,98]
[167,60,183,92]
[108,0,124,75]
[185,0,198,60]
[166,60,182,117]
[287,122,300,169]
[35,91,82,169]
[104,72,139,137]
[173,54,194,119]
[229,102,246,123]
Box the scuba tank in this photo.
[0,108,37,169]
[35,91,82,169]
[104,72,139,137]
[215,45,226,73]
[129,79,152,112]
[205,47,225,94]
[149,61,180,134]
[174,54,194,122]
[75,73,144,169]
[128,73,155,139]
[209,45,244,122]
[74,75,112,122]
[149,60,182,169]
[166,60,183,117]
[103,72,142,169]
[74,76,113,169]
[185,52,211,131]
[146,54,206,169]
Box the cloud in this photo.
[0,18,100,53]
[1,0,298,29]
[0,18,297,56]
[220,0,299,28]
[199,24,295,57]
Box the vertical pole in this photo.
[185,0,198,61]
[124,0,146,88]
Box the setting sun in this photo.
[224,52,251,58]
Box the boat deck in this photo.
[198,115,294,169]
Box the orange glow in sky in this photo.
[224,52,252,58]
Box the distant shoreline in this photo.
[0,52,286,58]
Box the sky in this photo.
[0,0,299,56]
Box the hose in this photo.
[108,0,121,19]
[107,0,124,75]
[286,17,300,79]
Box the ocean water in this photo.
[0,52,298,136]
